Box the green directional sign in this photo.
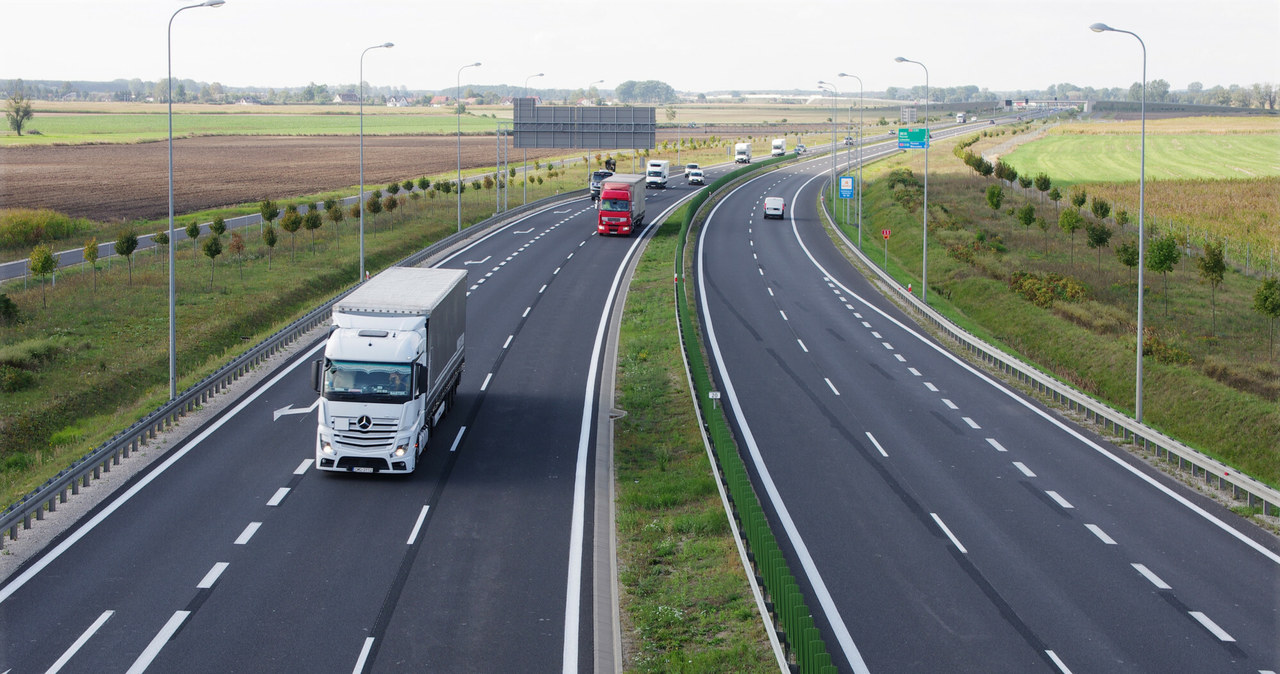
[898,127,929,149]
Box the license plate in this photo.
[352,466,374,473]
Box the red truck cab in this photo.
[596,173,646,236]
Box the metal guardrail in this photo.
[817,194,1280,519]
[0,190,587,549]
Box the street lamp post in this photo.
[839,73,864,249]
[522,72,544,205]
[457,62,481,232]
[895,56,929,303]
[817,81,838,206]
[167,0,225,401]
[359,41,393,283]
[1091,22,1148,423]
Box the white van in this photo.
[645,160,669,188]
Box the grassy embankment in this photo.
[828,116,1280,495]
[614,202,775,672]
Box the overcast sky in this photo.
[4,0,1277,94]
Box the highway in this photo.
[0,169,710,672]
[694,147,1280,672]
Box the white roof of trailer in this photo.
[334,266,466,315]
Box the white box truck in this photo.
[734,142,752,163]
[312,267,466,474]
[771,138,786,156]
[645,159,669,188]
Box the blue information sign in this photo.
[838,176,855,199]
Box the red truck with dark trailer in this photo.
[596,173,646,236]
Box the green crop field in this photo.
[1002,134,1280,184]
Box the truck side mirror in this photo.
[311,359,323,394]
[416,363,429,396]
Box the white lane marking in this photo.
[1085,523,1116,545]
[861,321,871,328]
[0,339,328,606]
[894,354,906,362]
[407,505,430,545]
[566,252,574,260]
[853,312,862,318]
[881,342,894,350]
[986,438,1008,452]
[449,427,466,453]
[871,331,881,339]
[480,373,493,391]
[1131,563,1172,589]
[767,287,774,296]
[942,399,958,410]
[1045,650,1074,674]
[554,266,561,275]
[825,378,840,395]
[837,296,846,303]
[272,398,320,421]
[579,240,586,247]
[197,562,229,589]
[753,253,758,260]
[484,272,493,278]
[865,432,889,458]
[266,487,290,507]
[962,417,981,429]
[503,335,513,349]
[294,459,312,475]
[1013,461,1036,477]
[925,382,939,392]
[1046,490,1074,509]
[779,310,788,321]
[845,303,855,310]
[125,610,190,674]
[352,637,376,674]
[490,266,501,272]
[523,306,531,317]
[463,255,491,265]
[758,268,764,276]
[931,513,968,553]
[1189,612,1236,642]
[908,368,921,376]
[476,278,486,284]
[234,522,262,545]
[797,339,809,353]
[46,610,114,674]
[539,284,547,293]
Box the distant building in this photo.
[386,96,413,107]
[236,97,263,106]
[429,95,452,107]
[333,93,359,104]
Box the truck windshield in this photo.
[323,360,412,402]
[599,199,630,212]
[647,170,662,177]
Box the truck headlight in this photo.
[393,440,409,457]
[321,441,335,455]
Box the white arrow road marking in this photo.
[514,228,534,234]
[273,399,320,421]
[463,255,492,265]
[553,208,572,214]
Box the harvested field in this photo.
[0,135,566,222]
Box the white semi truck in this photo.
[312,266,466,474]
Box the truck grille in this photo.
[333,416,398,450]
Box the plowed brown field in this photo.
[0,135,565,222]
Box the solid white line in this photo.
[1045,650,1074,674]
[1131,563,1172,589]
[406,505,430,544]
[1189,611,1236,641]
[352,637,375,674]
[197,562,229,589]
[234,522,262,545]
[930,513,968,554]
[797,339,808,353]
[266,487,290,507]
[1013,461,1036,477]
[449,426,466,453]
[293,459,312,475]
[865,432,889,458]
[986,438,1008,452]
[46,610,114,674]
[908,368,921,376]
[523,306,531,317]
[962,417,981,429]
[0,340,328,606]
[942,399,958,410]
[503,335,513,349]
[481,372,493,391]
[779,310,788,321]
[924,382,938,392]
[1085,523,1116,545]
[125,611,190,674]
[1046,490,1074,509]
[825,378,840,395]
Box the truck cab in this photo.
[734,142,752,163]
[589,170,614,201]
[645,160,669,188]
[771,138,786,157]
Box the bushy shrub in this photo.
[1008,271,1088,308]
[0,208,92,248]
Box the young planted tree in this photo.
[1017,175,1033,193]
[1090,197,1112,222]
[985,184,1004,212]
[83,237,99,293]
[1116,241,1139,285]
[1084,221,1113,271]
[280,206,302,261]
[1034,172,1051,203]
[210,216,227,238]
[1059,209,1084,266]
[29,244,56,307]
[1036,216,1051,255]
[115,230,139,286]
[417,176,430,191]
[386,182,401,196]
[303,209,323,254]
[327,204,345,250]
[185,219,201,260]
[259,198,279,234]
[402,179,414,193]
[1196,239,1227,334]
[202,235,222,291]
[1147,233,1182,317]
[229,230,246,281]
[365,193,383,216]
[5,90,34,136]
[1115,209,1131,227]
[1016,203,1036,232]
[1254,277,1280,360]
[1048,187,1062,212]
[262,224,278,270]
[1070,187,1087,210]
[154,230,169,259]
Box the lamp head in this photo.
[203,0,225,6]
[535,72,544,77]
[472,62,482,67]
[894,56,907,63]
[1089,22,1111,33]
[382,42,394,48]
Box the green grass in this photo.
[1002,134,1280,183]
[827,137,1280,488]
